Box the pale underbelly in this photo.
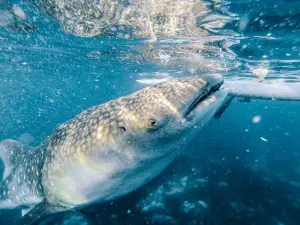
[81,153,175,207]
[46,152,175,208]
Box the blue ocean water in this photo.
[1,0,300,224]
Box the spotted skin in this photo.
[0,75,227,221]
[0,140,30,179]
[0,142,47,209]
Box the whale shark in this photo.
[0,74,300,224]
[0,74,226,224]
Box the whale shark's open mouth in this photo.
[184,80,224,118]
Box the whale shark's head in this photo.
[44,74,228,207]
[116,74,227,151]
[48,75,228,166]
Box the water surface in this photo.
[1,0,300,224]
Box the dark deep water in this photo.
[1,0,300,224]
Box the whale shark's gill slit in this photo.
[185,93,208,116]
[184,85,218,118]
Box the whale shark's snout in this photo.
[134,74,224,122]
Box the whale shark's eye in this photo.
[147,118,156,126]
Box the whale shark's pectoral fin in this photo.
[16,198,67,225]
[0,139,31,181]
[214,96,235,119]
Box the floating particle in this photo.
[182,201,196,213]
[238,14,250,32]
[245,129,249,132]
[38,35,46,44]
[262,55,268,58]
[146,35,157,43]
[246,149,250,153]
[198,200,208,208]
[285,53,291,57]
[111,214,118,220]
[219,182,228,187]
[260,19,265,25]
[48,98,55,103]
[260,137,268,142]
[252,116,261,124]
[87,51,101,59]
[12,5,27,20]
[250,67,269,80]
